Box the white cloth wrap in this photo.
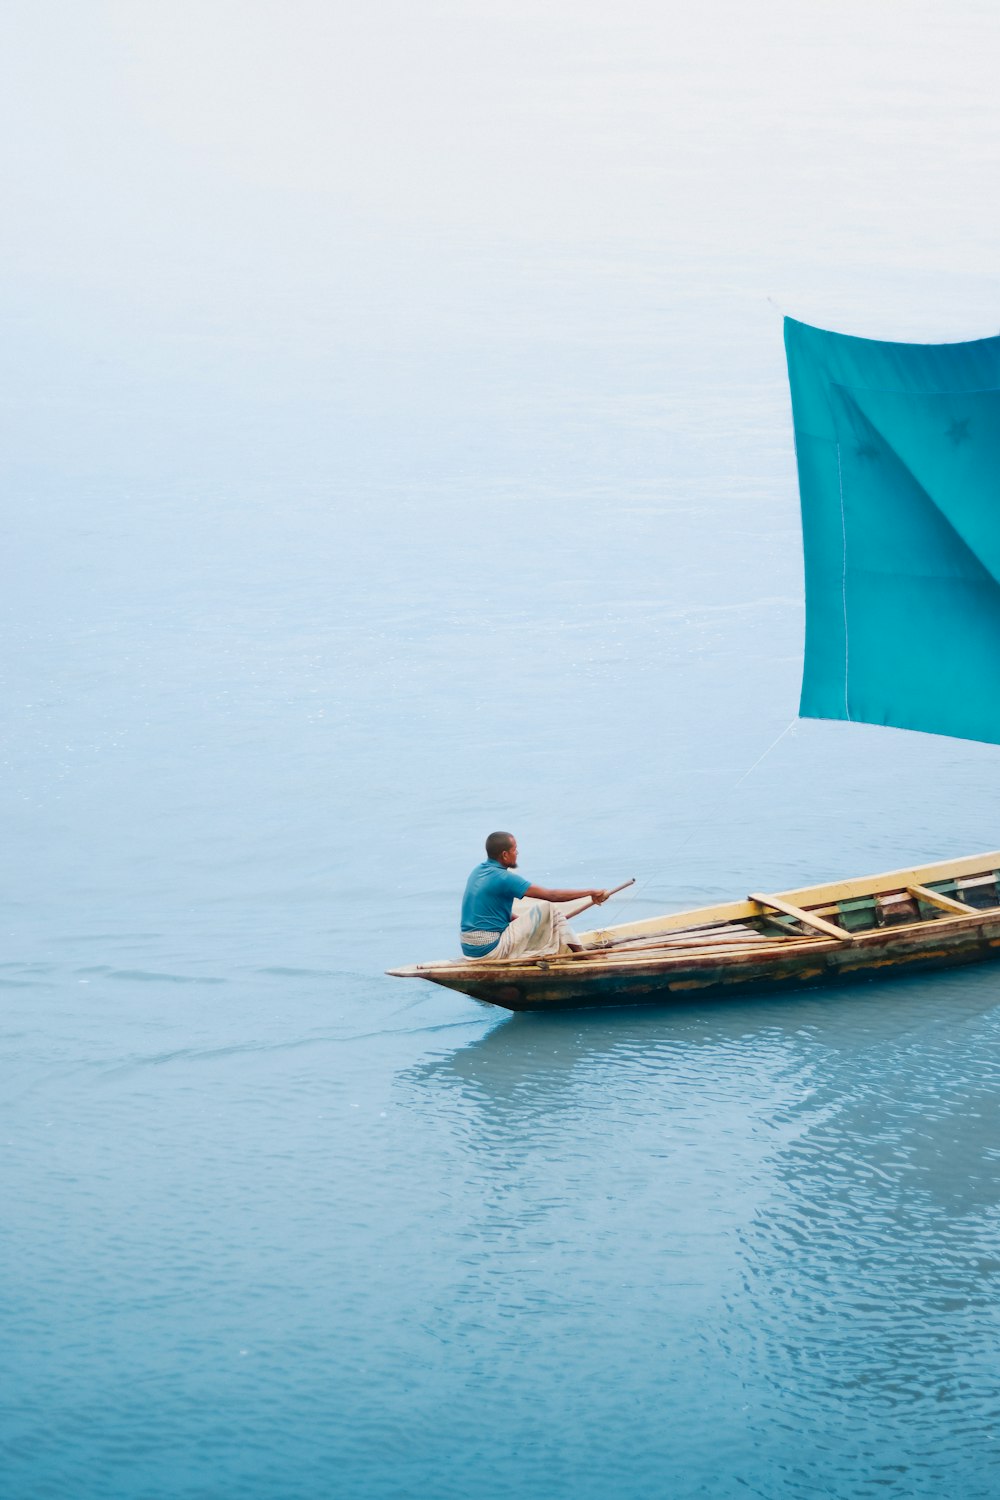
[476,898,578,962]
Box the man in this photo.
[460,831,609,961]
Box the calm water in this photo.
[4,5,1000,1497]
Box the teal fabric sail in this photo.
[785,316,1000,744]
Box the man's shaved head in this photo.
[485,831,516,861]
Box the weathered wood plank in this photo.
[748,892,854,941]
[907,884,978,915]
[595,925,787,951]
[560,937,835,966]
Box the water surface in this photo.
[4,4,1000,1496]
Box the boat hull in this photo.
[426,916,1000,1011]
[388,851,1000,1012]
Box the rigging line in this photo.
[731,715,799,790]
[836,441,852,721]
[593,714,800,928]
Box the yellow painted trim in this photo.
[582,850,1000,944]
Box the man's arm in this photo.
[524,885,609,904]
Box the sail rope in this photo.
[731,714,800,789]
[593,715,800,929]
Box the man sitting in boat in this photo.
[461,832,609,961]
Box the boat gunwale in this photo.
[577,849,1000,948]
[389,898,1000,982]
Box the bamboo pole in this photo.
[564,877,636,919]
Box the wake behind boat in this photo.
[388,850,1000,1011]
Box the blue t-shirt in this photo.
[461,860,531,947]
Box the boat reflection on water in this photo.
[405,962,998,1133]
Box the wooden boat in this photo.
[387,850,1000,1012]
[390,321,1000,1012]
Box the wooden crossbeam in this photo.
[907,884,978,916]
[748,891,854,942]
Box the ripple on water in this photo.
[5,958,1000,1498]
[394,972,1000,1496]
[78,968,228,985]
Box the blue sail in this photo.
[785,316,1000,743]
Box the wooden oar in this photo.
[563,934,829,964]
[597,927,804,951]
[565,878,636,919]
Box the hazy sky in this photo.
[3,2,999,486]
[6,3,1000,297]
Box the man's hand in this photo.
[590,890,610,905]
